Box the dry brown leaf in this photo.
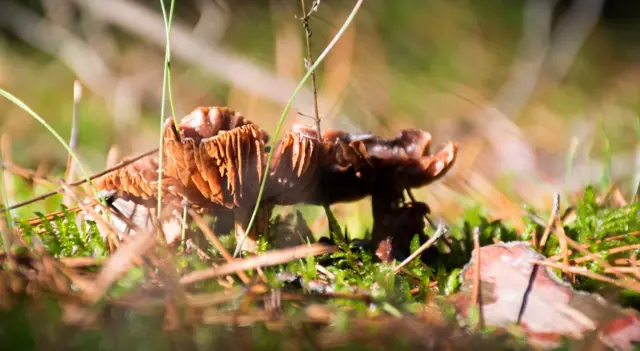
[452,241,640,350]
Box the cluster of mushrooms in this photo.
[96,106,458,260]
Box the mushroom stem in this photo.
[234,204,272,254]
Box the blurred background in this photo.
[0,0,639,231]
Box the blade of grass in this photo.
[64,80,82,206]
[234,0,364,257]
[159,0,178,128]
[0,89,101,202]
[633,116,640,202]
[565,136,579,196]
[156,0,177,220]
[599,115,611,190]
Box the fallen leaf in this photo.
[452,241,640,350]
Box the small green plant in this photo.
[17,206,107,258]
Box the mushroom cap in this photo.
[266,125,326,205]
[163,106,269,209]
[266,124,458,205]
[342,128,458,188]
[95,157,178,206]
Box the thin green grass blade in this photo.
[565,136,580,195]
[234,0,365,257]
[159,0,178,127]
[599,115,612,190]
[0,89,101,203]
[156,0,177,219]
[633,116,640,202]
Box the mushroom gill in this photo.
[266,125,325,205]
[162,106,270,253]
[95,157,174,206]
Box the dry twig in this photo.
[393,224,446,274]
[532,260,640,293]
[538,193,560,249]
[299,0,322,137]
[180,243,337,285]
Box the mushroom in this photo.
[266,124,458,260]
[93,157,186,243]
[343,129,457,260]
[162,106,270,253]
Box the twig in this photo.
[538,193,560,249]
[547,231,640,261]
[531,260,640,293]
[605,267,640,274]
[1,161,56,188]
[547,231,635,283]
[64,80,82,206]
[393,224,446,274]
[0,148,158,214]
[572,244,640,265]
[59,256,103,268]
[554,216,573,283]
[300,0,322,137]
[188,209,251,285]
[181,243,338,285]
[26,206,84,226]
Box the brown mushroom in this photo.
[266,124,457,260]
[162,106,270,253]
[95,157,179,207]
[93,157,186,244]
